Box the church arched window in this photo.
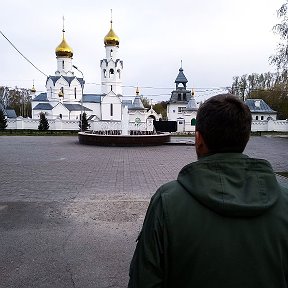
[74,87,77,99]
[110,104,113,116]
[117,69,121,79]
[62,60,64,69]
[178,93,181,101]
[191,118,196,126]
[103,69,107,78]
[109,69,114,77]
[50,87,53,97]
[110,49,113,57]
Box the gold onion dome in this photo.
[58,90,64,97]
[31,84,36,93]
[104,21,119,47]
[55,30,73,58]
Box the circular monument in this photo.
[78,109,170,146]
[78,131,170,147]
[78,107,170,146]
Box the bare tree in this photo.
[270,1,288,72]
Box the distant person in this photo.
[128,94,288,288]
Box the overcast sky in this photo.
[0,0,284,102]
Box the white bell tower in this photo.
[100,12,123,95]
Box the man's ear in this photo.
[195,131,204,149]
[195,131,209,157]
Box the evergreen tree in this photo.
[79,112,90,131]
[0,109,7,130]
[38,112,49,131]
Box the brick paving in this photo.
[0,135,287,288]
[1,136,287,202]
[0,136,195,202]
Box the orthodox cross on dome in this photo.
[110,9,113,26]
[62,16,65,36]
[60,16,66,42]
[31,80,36,93]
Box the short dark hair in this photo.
[196,94,252,153]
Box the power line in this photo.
[0,30,48,77]
[0,30,230,94]
[1,86,227,98]
[85,81,229,91]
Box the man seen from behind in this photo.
[128,93,288,288]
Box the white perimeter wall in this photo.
[251,119,288,132]
[7,117,79,130]
[6,118,288,132]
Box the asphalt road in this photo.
[0,135,287,288]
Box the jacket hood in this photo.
[177,153,280,217]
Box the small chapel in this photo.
[167,66,198,132]
[31,17,161,125]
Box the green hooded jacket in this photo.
[128,153,288,288]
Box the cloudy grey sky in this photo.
[0,0,284,102]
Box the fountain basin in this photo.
[78,132,171,146]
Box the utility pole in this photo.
[72,65,85,131]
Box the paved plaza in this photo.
[0,135,287,288]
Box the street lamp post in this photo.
[72,65,84,131]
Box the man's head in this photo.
[195,94,252,157]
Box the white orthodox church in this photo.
[31,19,161,126]
[167,67,198,132]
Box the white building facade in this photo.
[244,99,277,121]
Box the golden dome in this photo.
[104,21,119,47]
[55,30,73,58]
[31,84,36,93]
[58,89,64,97]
